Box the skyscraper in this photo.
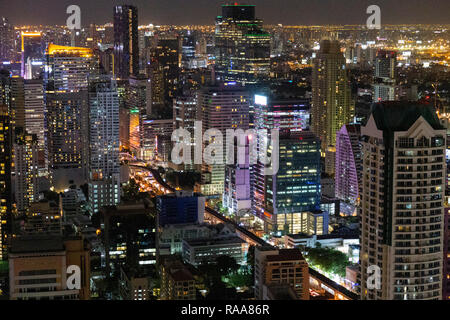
[373,50,397,102]
[0,17,15,62]
[113,5,139,79]
[254,131,322,235]
[13,130,39,213]
[45,44,93,191]
[21,32,43,79]
[0,105,12,261]
[215,4,271,84]
[46,92,89,191]
[88,77,121,215]
[149,36,180,108]
[311,40,354,155]
[335,124,361,206]
[45,44,95,92]
[359,102,446,300]
[195,82,250,196]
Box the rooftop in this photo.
[371,101,444,132]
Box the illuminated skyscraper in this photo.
[311,40,354,154]
[195,83,250,196]
[88,77,120,215]
[45,44,95,92]
[149,36,180,108]
[21,32,43,79]
[335,124,361,206]
[0,105,12,261]
[113,5,139,79]
[373,50,397,102]
[0,17,15,62]
[359,102,445,300]
[45,45,94,191]
[252,93,319,234]
[215,4,271,84]
[13,129,39,213]
[46,92,89,191]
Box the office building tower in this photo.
[172,94,198,170]
[126,75,152,116]
[359,102,446,300]
[253,94,311,134]
[46,91,89,191]
[0,17,15,61]
[215,4,270,84]
[88,77,120,215]
[181,31,196,68]
[255,247,309,300]
[13,130,39,213]
[9,235,90,300]
[254,131,321,235]
[223,135,251,216]
[10,78,46,177]
[21,32,43,79]
[113,5,139,79]
[149,36,181,107]
[373,50,397,102]
[195,83,250,195]
[0,105,12,261]
[157,191,205,227]
[335,124,361,205]
[45,44,95,92]
[311,40,354,154]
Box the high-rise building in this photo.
[172,94,198,170]
[335,124,361,205]
[215,4,271,84]
[10,78,46,176]
[13,130,39,213]
[195,83,250,195]
[223,135,251,216]
[113,5,139,79]
[88,77,120,215]
[373,50,397,102]
[255,247,309,300]
[45,44,95,92]
[149,36,181,107]
[21,32,43,79]
[311,40,354,155]
[46,92,89,191]
[0,17,15,62]
[359,102,446,300]
[254,131,322,235]
[0,105,12,261]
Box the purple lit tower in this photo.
[223,135,251,216]
[335,124,361,205]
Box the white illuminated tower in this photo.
[88,77,120,215]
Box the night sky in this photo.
[2,0,450,26]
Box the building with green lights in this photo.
[214,4,271,85]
